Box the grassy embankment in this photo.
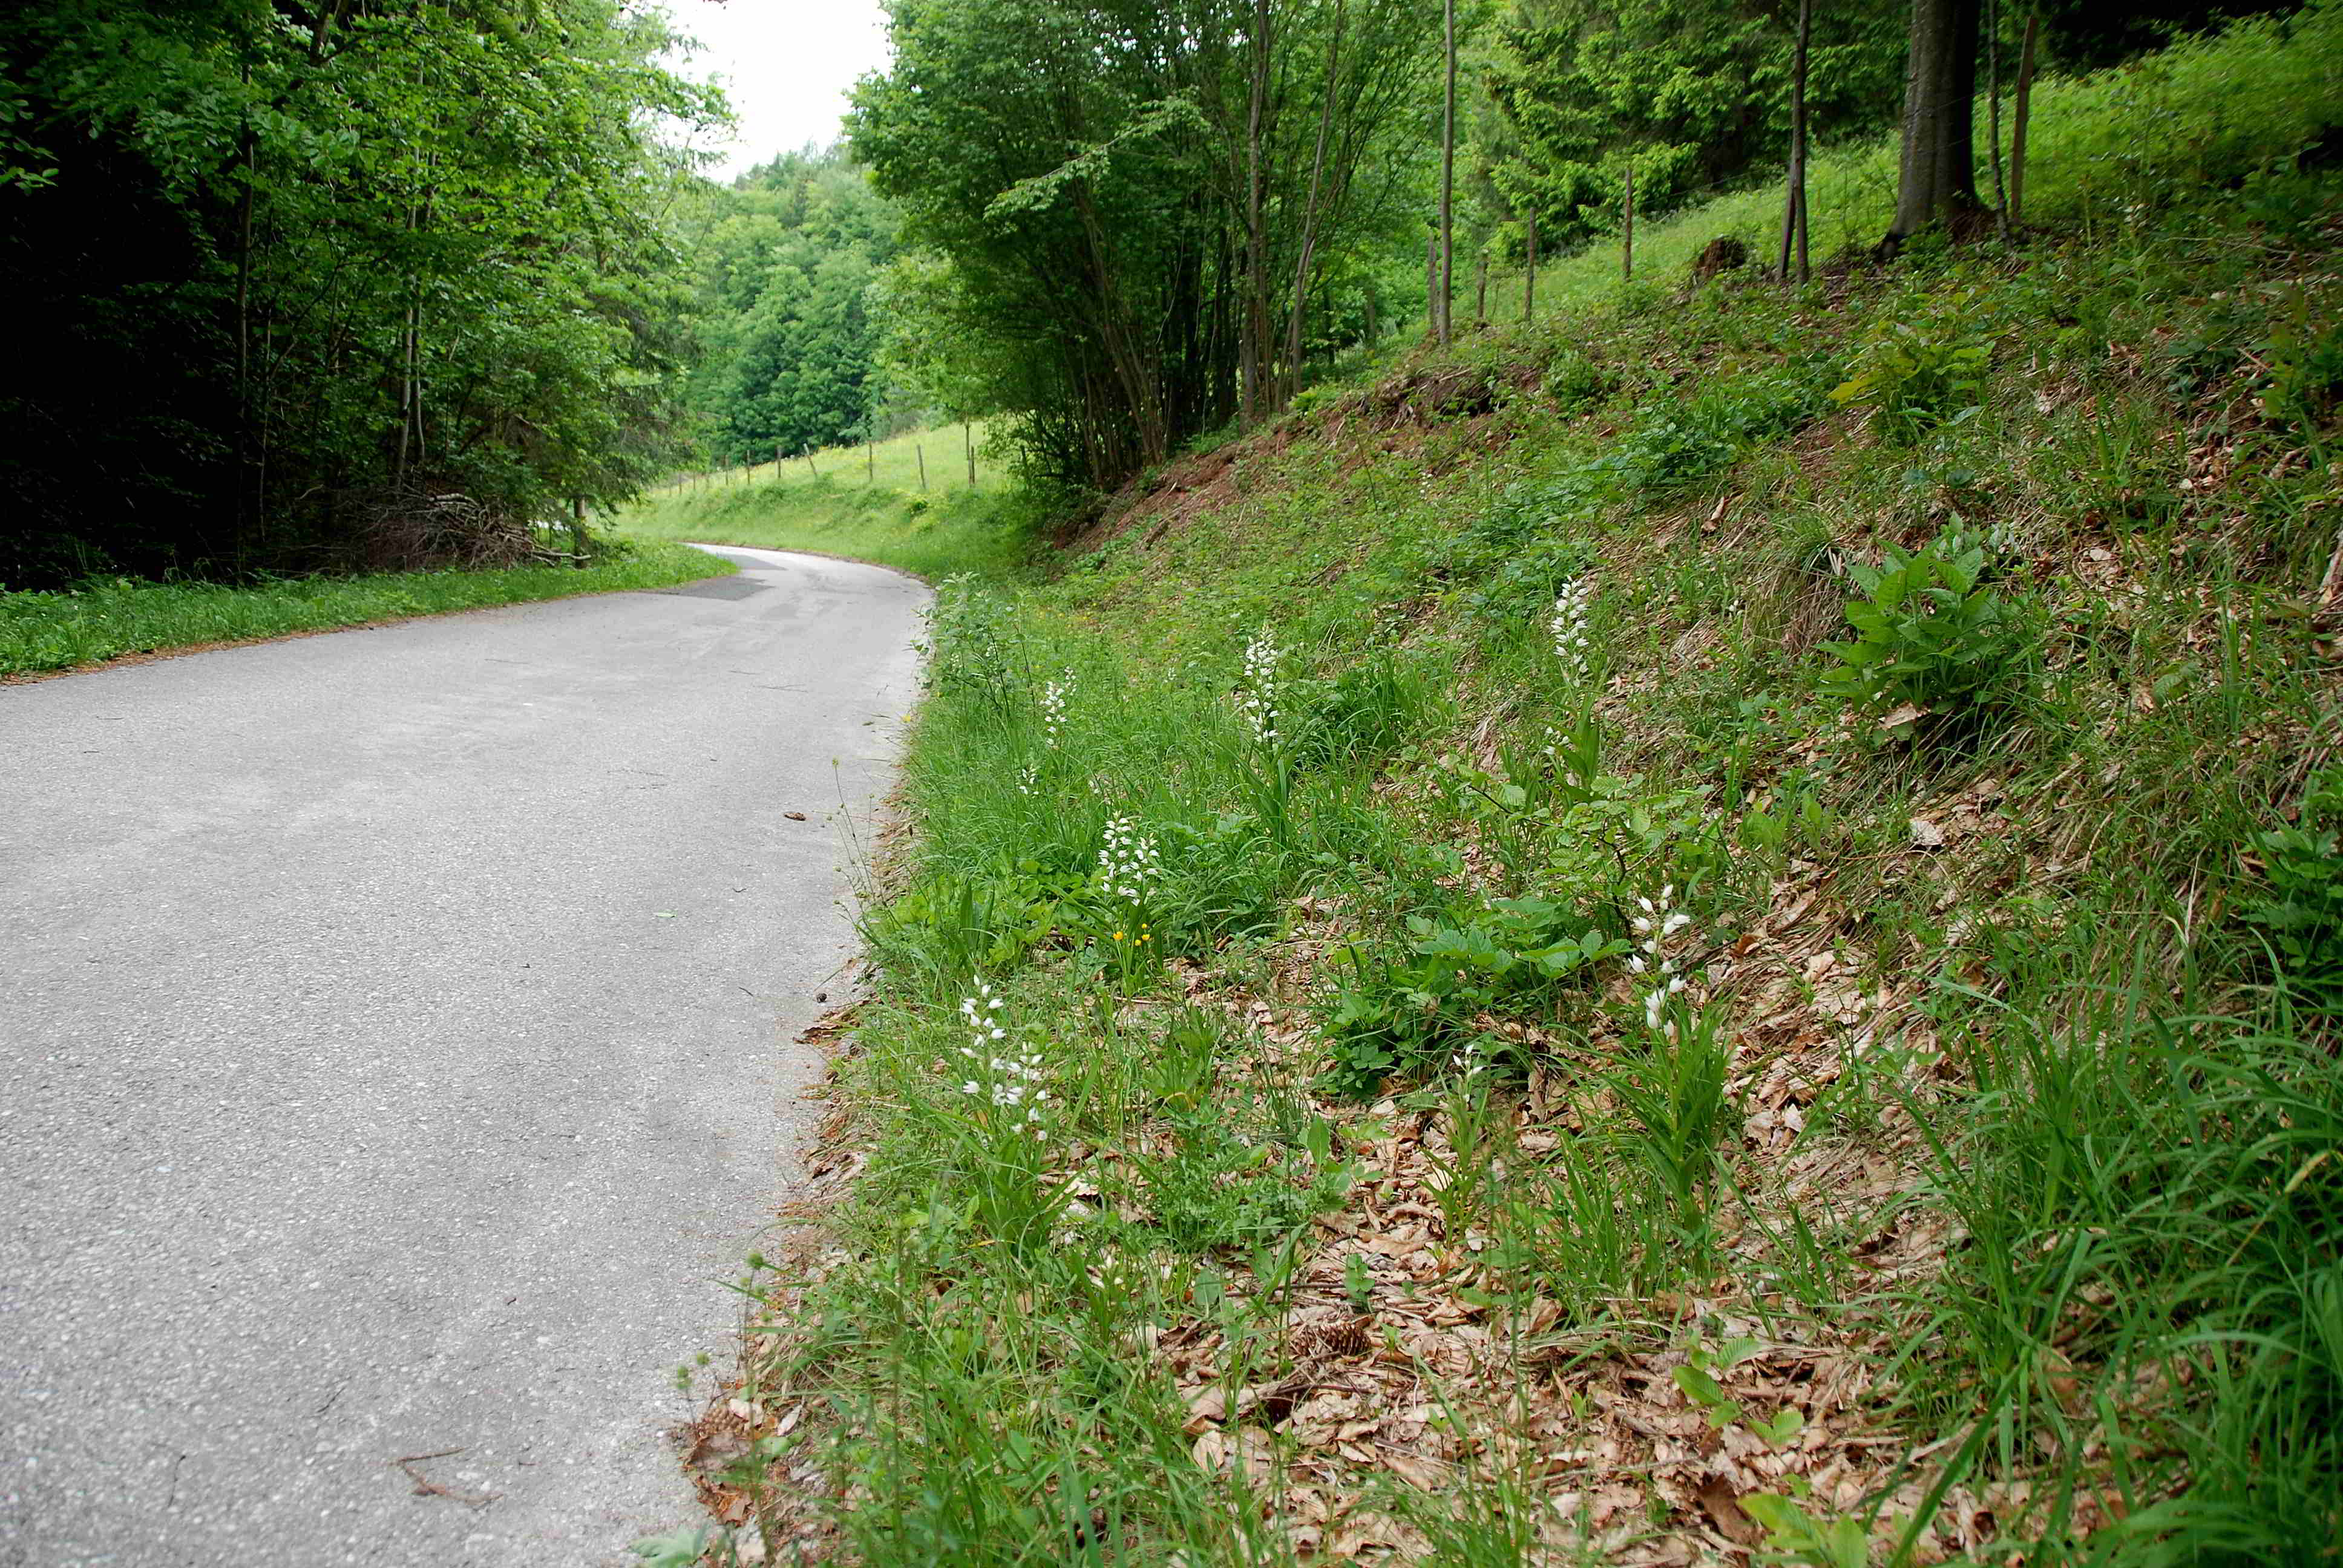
[673,10,2343,1566]
[0,539,729,678]
[617,421,1033,581]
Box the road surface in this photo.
[0,547,928,1566]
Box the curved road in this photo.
[0,547,927,1566]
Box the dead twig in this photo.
[390,1447,499,1509]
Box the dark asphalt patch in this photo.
[652,576,770,601]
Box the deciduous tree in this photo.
[1888,0,1987,243]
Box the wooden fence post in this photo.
[1623,163,1635,284]
[1524,207,1538,322]
[917,444,927,491]
[2010,13,2039,227]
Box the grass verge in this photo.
[619,420,1032,583]
[670,420,1003,497]
[618,482,1038,583]
[668,10,2343,1566]
[0,538,730,678]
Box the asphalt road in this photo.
[0,546,928,1567]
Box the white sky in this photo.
[650,0,894,180]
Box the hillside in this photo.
[618,422,1030,581]
[653,10,2343,1565]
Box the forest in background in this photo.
[677,146,903,468]
[1,0,723,590]
[706,0,2300,496]
[1,0,2306,586]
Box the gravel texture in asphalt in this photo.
[0,546,928,1566]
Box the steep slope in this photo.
[678,10,2343,1564]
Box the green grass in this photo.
[1440,0,2343,335]
[667,419,1004,497]
[618,421,1033,581]
[0,538,729,677]
[618,480,1038,583]
[683,10,2343,1564]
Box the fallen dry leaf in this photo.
[1878,701,1928,732]
[1181,1383,1227,1434]
[1381,1449,1447,1491]
[1696,1477,1764,1547]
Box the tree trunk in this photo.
[1240,0,1272,423]
[2010,12,2037,226]
[966,422,976,486]
[1437,0,1457,347]
[1064,180,1169,464]
[1781,0,1811,287]
[1889,0,1985,244]
[1282,0,1347,410]
[1475,252,1487,325]
[1987,0,2010,238]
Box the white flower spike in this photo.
[1550,577,1596,684]
[1238,633,1283,749]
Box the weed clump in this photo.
[1817,531,2040,740]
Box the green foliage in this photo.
[1816,534,2038,731]
[1288,656,1433,769]
[1829,315,1992,443]
[1481,0,1907,251]
[1670,1336,1767,1429]
[1322,900,1626,1094]
[1540,346,1616,408]
[681,146,903,464]
[627,1524,713,1568]
[922,573,1031,713]
[2244,767,2343,1010]
[1610,1007,1735,1226]
[1484,364,1830,535]
[617,422,1035,581]
[1125,1116,1345,1254]
[861,860,1080,985]
[852,0,1437,489]
[1,0,718,589]
[1917,1004,2343,1561]
[1738,1494,1870,1568]
[2258,286,2343,434]
[705,15,2343,1563]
